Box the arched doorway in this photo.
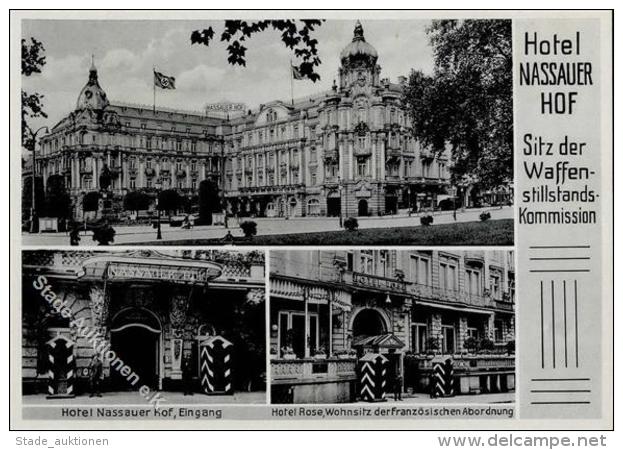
[110,307,162,391]
[288,198,298,218]
[327,196,341,217]
[352,308,387,338]
[358,199,368,217]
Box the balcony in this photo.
[407,354,514,374]
[271,357,357,385]
[408,283,494,309]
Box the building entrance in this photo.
[110,308,161,391]
[358,199,368,216]
[327,197,341,217]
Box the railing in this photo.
[407,354,515,373]
[271,358,357,384]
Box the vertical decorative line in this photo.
[575,280,579,368]
[564,280,568,368]
[551,280,556,369]
[540,281,544,369]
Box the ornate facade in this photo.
[270,250,515,404]
[34,21,451,220]
[22,250,265,395]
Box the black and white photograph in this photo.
[21,18,513,246]
[269,249,515,404]
[21,249,266,405]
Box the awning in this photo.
[270,277,351,311]
[352,333,405,350]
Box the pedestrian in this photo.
[88,354,103,398]
[393,372,403,401]
[69,224,81,246]
[222,230,234,243]
[182,353,194,396]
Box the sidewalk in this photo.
[21,206,512,246]
[383,392,515,404]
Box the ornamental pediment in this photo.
[255,102,292,126]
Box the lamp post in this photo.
[155,181,162,240]
[338,175,343,228]
[29,126,49,233]
[385,293,393,333]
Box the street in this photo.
[22,391,266,405]
[22,206,513,246]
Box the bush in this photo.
[438,199,454,211]
[463,337,479,353]
[240,220,257,238]
[420,215,434,226]
[479,338,495,352]
[479,211,491,221]
[344,217,359,231]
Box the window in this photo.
[277,311,319,358]
[494,320,504,342]
[442,325,456,354]
[357,157,368,177]
[307,199,320,216]
[379,250,390,277]
[409,254,430,285]
[439,257,458,291]
[490,270,502,299]
[411,323,428,354]
[129,178,136,189]
[347,252,354,271]
[360,251,374,274]
[466,267,482,295]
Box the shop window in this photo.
[277,311,319,358]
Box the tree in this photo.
[22,38,47,151]
[198,178,220,225]
[404,20,512,188]
[82,191,101,213]
[157,189,182,216]
[22,176,44,220]
[44,175,71,219]
[191,20,325,82]
[123,191,151,214]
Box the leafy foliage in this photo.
[82,191,101,212]
[157,189,182,215]
[123,191,151,213]
[404,20,512,188]
[191,20,325,82]
[198,178,220,225]
[22,38,47,150]
[343,217,359,231]
[240,220,258,238]
[420,215,434,226]
[44,175,72,219]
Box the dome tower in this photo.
[338,21,381,91]
[76,56,109,111]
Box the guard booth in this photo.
[357,353,388,402]
[430,356,454,398]
[199,336,234,395]
[46,336,76,398]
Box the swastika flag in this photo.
[154,70,176,89]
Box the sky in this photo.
[22,19,435,130]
